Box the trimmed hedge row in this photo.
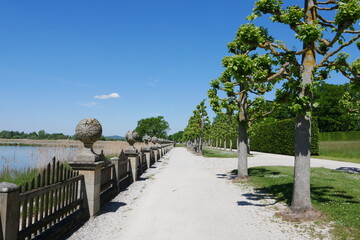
[319,131,360,141]
[249,118,319,156]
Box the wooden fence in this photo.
[17,157,88,240]
[0,143,174,240]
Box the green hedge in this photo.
[319,131,360,141]
[249,118,319,155]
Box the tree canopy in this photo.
[168,131,184,142]
[182,100,210,152]
[134,116,170,139]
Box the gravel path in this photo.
[67,148,359,240]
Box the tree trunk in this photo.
[230,138,233,152]
[291,0,315,212]
[237,90,248,179]
[237,120,248,179]
[292,116,312,212]
[223,137,226,151]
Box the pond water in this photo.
[0,146,78,171]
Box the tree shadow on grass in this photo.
[237,192,280,207]
[232,167,359,207]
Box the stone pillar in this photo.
[69,162,105,217]
[125,130,140,182]
[151,145,159,162]
[125,152,139,182]
[142,134,152,169]
[111,157,120,191]
[0,182,20,240]
[142,149,151,169]
[68,118,106,217]
[151,136,160,161]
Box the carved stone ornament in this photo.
[125,130,139,153]
[142,134,151,144]
[142,134,151,151]
[151,136,158,144]
[75,118,102,148]
[74,118,104,162]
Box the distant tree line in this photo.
[0,130,71,140]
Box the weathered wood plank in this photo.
[18,199,84,240]
[20,183,28,230]
[19,176,83,202]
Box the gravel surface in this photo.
[66,147,357,240]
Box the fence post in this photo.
[68,118,106,217]
[110,157,120,192]
[0,182,20,240]
[151,136,159,161]
[142,135,152,169]
[125,130,140,182]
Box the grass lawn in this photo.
[242,166,360,239]
[314,141,360,164]
[202,147,238,158]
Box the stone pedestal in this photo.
[141,148,151,169]
[68,161,106,216]
[125,150,140,182]
[0,182,20,240]
[158,145,163,159]
[151,146,159,161]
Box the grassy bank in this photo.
[314,141,360,163]
[202,147,238,158]
[0,167,41,186]
[240,166,360,239]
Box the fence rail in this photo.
[17,157,87,240]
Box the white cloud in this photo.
[81,102,98,107]
[94,93,121,99]
[146,79,160,87]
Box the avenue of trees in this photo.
[242,0,359,213]
[182,100,210,153]
[189,0,360,214]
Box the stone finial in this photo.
[75,118,102,148]
[142,134,151,145]
[125,130,139,153]
[142,134,151,152]
[151,136,158,144]
[74,118,104,162]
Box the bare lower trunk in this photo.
[291,116,312,212]
[237,121,248,179]
[291,0,315,212]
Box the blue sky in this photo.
[0,0,356,136]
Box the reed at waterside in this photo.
[0,139,147,184]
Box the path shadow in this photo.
[137,177,149,181]
[99,202,127,215]
[336,167,360,174]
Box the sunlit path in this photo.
[69,147,335,240]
